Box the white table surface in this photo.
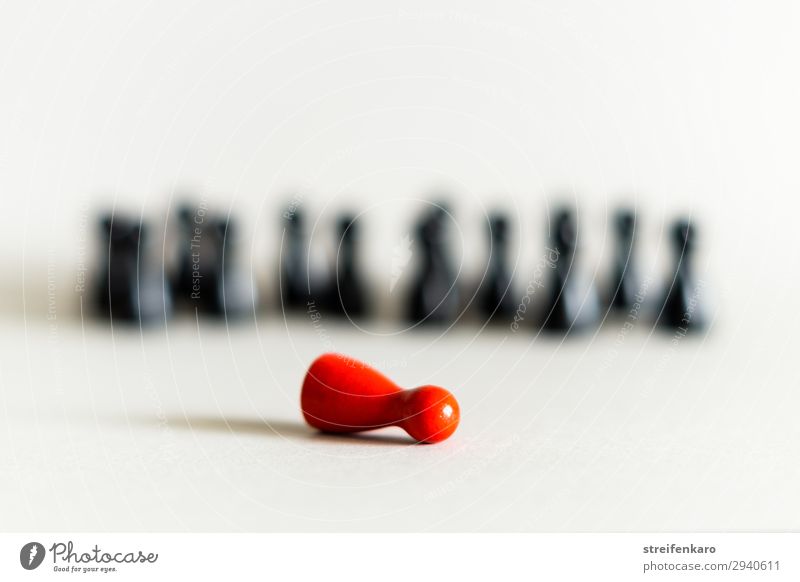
[1,310,798,532]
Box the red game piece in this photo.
[301,353,460,444]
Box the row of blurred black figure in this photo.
[95,203,706,333]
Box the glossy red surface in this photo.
[301,353,460,444]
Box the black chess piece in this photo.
[607,208,639,311]
[174,204,199,304]
[326,214,368,317]
[658,218,705,332]
[407,204,460,325]
[207,215,257,318]
[477,213,515,322]
[540,207,600,333]
[173,205,256,318]
[95,213,172,324]
[280,208,313,310]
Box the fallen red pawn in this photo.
[301,353,460,444]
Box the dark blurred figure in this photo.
[280,207,313,310]
[607,208,640,311]
[477,213,515,322]
[658,218,705,332]
[407,204,460,325]
[173,204,256,319]
[541,207,600,333]
[325,213,368,318]
[95,213,172,324]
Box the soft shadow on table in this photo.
[149,415,416,446]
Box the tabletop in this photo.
[2,308,797,533]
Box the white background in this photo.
[2,0,799,312]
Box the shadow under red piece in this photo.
[301,353,460,444]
